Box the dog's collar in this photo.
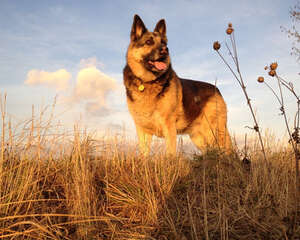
[123,64,172,100]
[138,84,145,92]
[132,65,172,92]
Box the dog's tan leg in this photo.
[189,94,232,154]
[162,121,177,156]
[189,128,212,153]
[223,128,232,153]
[136,125,152,156]
[189,123,232,153]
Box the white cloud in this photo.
[24,59,118,117]
[25,69,71,91]
[71,66,117,116]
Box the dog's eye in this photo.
[145,39,154,45]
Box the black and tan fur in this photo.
[124,15,231,155]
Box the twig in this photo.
[213,26,268,165]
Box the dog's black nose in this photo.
[160,46,168,55]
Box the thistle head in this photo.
[226,23,234,35]
[264,62,278,77]
[213,41,221,51]
[268,70,276,77]
[270,62,278,70]
[257,76,264,83]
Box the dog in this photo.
[123,14,231,156]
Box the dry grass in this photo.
[0,96,299,239]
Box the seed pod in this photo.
[270,62,278,70]
[257,76,264,83]
[226,27,234,35]
[268,70,276,77]
[213,41,221,51]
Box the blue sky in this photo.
[1,0,299,144]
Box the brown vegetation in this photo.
[0,95,299,239]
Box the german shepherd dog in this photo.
[123,15,231,155]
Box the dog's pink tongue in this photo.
[154,61,167,70]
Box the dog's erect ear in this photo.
[154,19,166,37]
[131,15,147,41]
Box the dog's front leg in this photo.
[136,125,152,156]
[163,121,177,156]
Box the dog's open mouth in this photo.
[148,60,167,71]
[147,59,167,71]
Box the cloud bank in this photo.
[25,69,71,91]
[25,58,118,117]
[71,66,117,115]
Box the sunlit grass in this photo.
[0,94,299,239]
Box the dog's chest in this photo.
[127,87,164,119]
[126,84,176,135]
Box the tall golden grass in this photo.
[0,94,299,239]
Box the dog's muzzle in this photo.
[160,46,168,55]
[146,46,169,71]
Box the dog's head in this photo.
[127,15,171,82]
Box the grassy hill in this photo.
[0,116,299,239]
